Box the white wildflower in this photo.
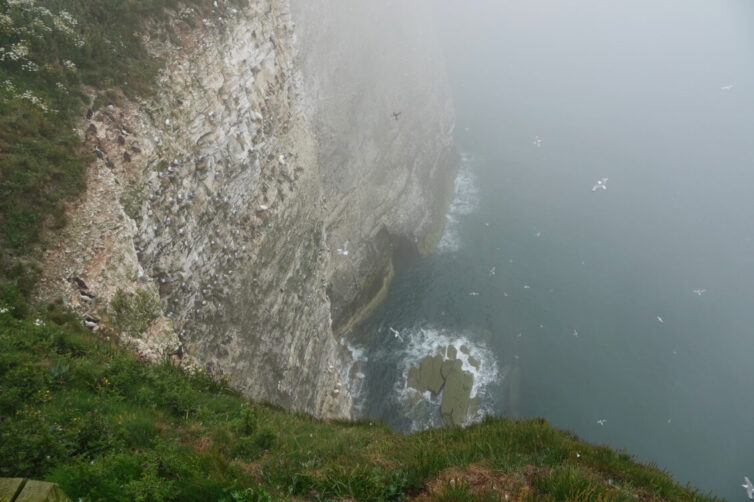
[34,318,44,327]
[21,60,38,72]
[30,17,52,35]
[1,42,30,62]
[0,307,8,314]
[32,5,52,18]
[12,42,29,57]
[52,16,75,37]
[0,14,14,30]
[7,0,37,7]
[18,90,49,112]
[58,10,77,26]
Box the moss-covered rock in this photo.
[407,353,445,395]
[440,366,474,427]
[406,347,477,427]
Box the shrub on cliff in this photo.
[109,288,161,338]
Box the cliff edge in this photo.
[33,0,455,419]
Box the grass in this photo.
[0,4,722,500]
[0,285,721,502]
[0,0,244,256]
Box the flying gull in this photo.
[743,476,754,499]
[657,316,664,324]
[592,177,608,192]
[389,327,403,341]
[720,84,734,91]
[597,419,607,426]
[692,289,707,296]
[532,136,542,148]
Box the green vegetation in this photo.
[0,0,241,254]
[110,288,161,338]
[0,6,722,499]
[120,181,147,221]
[0,286,720,502]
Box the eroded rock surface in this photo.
[407,345,479,427]
[36,0,455,419]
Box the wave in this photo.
[340,338,369,415]
[437,153,480,253]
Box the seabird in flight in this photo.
[592,177,608,192]
[389,327,402,341]
[743,476,754,499]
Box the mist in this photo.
[348,0,754,499]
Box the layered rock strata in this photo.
[35,0,455,419]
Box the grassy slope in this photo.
[0,0,240,253]
[0,3,723,501]
[0,289,720,502]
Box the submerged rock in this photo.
[440,367,473,427]
[407,353,445,395]
[406,345,477,427]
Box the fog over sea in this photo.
[348,1,754,499]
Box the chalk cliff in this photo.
[36,0,455,419]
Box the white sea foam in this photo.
[340,338,369,413]
[395,327,499,431]
[437,154,480,253]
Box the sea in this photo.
[347,0,754,499]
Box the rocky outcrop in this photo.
[407,346,479,427]
[35,0,455,419]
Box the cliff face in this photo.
[289,0,457,334]
[35,0,455,419]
